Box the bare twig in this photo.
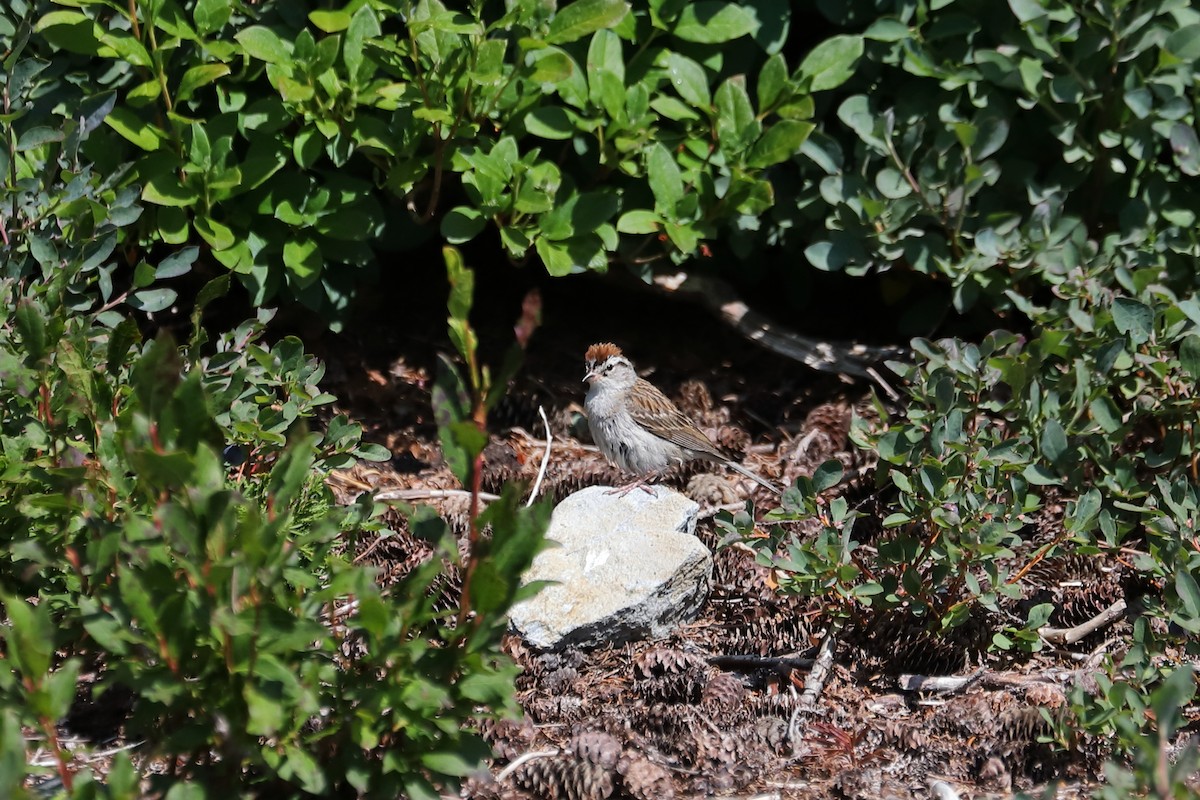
[798,626,839,708]
[788,623,841,753]
[649,271,910,383]
[526,405,552,507]
[898,668,987,694]
[375,488,501,503]
[707,653,815,673]
[1041,599,1127,645]
[496,749,560,782]
[352,531,392,564]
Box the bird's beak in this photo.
[583,368,598,383]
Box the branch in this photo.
[496,749,560,782]
[526,405,552,507]
[1041,599,1127,645]
[375,488,500,502]
[648,271,910,384]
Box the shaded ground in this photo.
[317,274,1177,799]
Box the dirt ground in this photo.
[318,272,1176,800]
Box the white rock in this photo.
[510,485,712,650]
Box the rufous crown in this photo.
[585,342,623,363]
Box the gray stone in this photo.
[510,485,712,650]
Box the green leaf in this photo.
[672,2,758,43]
[535,237,577,276]
[812,460,843,493]
[525,107,575,140]
[1025,602,1054,629]
[236,26,292,64]
[864,17,911,41]
[157,247,198,279]
[1180,335,1200,377]
[2,593,54,678]
[107,317,142,375]
[1170,122,1200,177]
[1065,488,1102,534]
[419,735,491,777]
[129,288,178,313]
[283,238,323,289]
[748,119,813,167]
[616,210,662,234]
[1174,567,1200,628]
[46,660,81,719]
[528,48,576,83]
[799,34,863,92]
[1111,297,1152,344]
[345,5,381,79]
[177,64,231,103]
[442,207,486,244]
[664,52,711,109]
[309,9,352,32]
[547,0,630,44]
[1165,23,1200,61]
[142,173,200,207]
[444,246,474,321]
[433,358,472,483]
[756,53,788,111]
[105,106,167,151]
[646,143,683,214]
[194,0,232,34]
[715,76,759,154]
[35,10,102,56]
[15,300,48,363]
[1040,418,1068,465]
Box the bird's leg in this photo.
[606,472,660,496]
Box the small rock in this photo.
[510,485,712,650]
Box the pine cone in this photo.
[617,755,675,800]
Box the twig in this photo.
[496,749,560,782]
[375,488,500,502]
[707,654,815,673]
[788,622,841,753]
[898,668,987,694]
[898,667,1081,694]
[352,531,392,564]
[866,365,901,401]
[526,405,552,507]
[648,270,910,381]
[1041,599,1127,645]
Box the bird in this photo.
[582,342,779,494]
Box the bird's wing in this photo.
[628,379,724,457]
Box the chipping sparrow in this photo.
[583,343,779,493]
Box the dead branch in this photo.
[495,749,560,782]
[898,668,987,694]
[649,270,910,383]
[788,623,841,754]
[707,653,815,673]
[526,404,553,507]
[1041,599,1127,645]
[375,488,501,503]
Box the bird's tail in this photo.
[724,460,781,494]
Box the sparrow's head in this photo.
[584,342,636,389]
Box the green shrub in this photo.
[1,35,548,796]
[11,0,852,320]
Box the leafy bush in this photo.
[13,0,856,320]
[1,35,548,796]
